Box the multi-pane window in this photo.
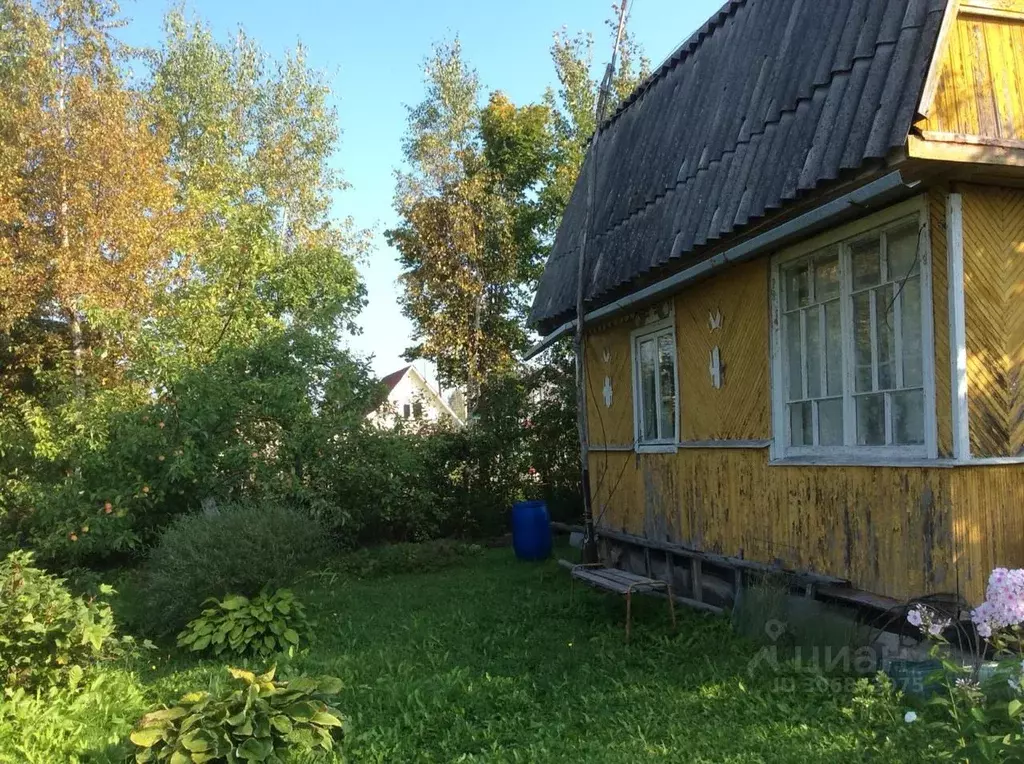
[633,323,677,446]
[777,217,929,455]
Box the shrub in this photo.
[177,589,309,660]
[0,551,118,691]
[140,503,329,636]
[128,666,345,762]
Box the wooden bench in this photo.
[570,563,677,642]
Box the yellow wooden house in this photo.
[529,0,1024,606]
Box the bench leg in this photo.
[625,590,632,644]
[666,585,677,632]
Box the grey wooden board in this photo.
[572,567,669,595]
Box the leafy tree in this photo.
[388,40,554,402]
[145,10,368,377]
[388,18,649,410]
[0,0,180,393]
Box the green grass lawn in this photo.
[0,546,949,763]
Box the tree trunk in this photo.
[466,291,483,418]
[57,2,84,396]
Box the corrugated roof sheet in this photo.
[529,0,947,333]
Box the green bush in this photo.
[140,503,329,637]
[0,551,118,691]
[177,589,309,660]
[128,666,345,763]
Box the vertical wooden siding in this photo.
[922,10,1024,141]
[961,184,1024,456]
[580,192,1024,605]
[675,259,772,441]
[931,188,954,457]
[590,449,958,601]
[952,465,1024,603]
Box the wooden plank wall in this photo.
[585,316,635,446]
[675,259,772,440]
[931,187,954,457]
[590,449,957,601]
[952,465,1024,603]
[580,191,1024,605]
[961,184,1024,455]
[921,7,1024,143]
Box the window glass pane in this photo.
[658,333,676,440]
[784,264,809,310]
[901,277,923,388]
[790,401,812,447]
[785,313,803,401]
[639,338,658,441]
[825,301,843,396]
[851,238,881,290]
[806,309,821,399]
[818,398,844,446]
[893,389,925,445]
[875,285,895,390]
[856,394,885,445]
[887,224,921,282]
[814,253,840,302]
[853,292,873,392]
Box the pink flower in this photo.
[971,568,1024,640]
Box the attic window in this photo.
[631,318,678,451]
[771,205,936,462]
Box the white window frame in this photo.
[769,196,937,463]
[631,317,679,453]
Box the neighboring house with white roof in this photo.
[369,365,465,430]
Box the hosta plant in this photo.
[128,666,345,762]
[177,589,308,660]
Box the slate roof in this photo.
[379,365,411,394]
[529,0,948,334]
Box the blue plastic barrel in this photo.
[512,500,552,561]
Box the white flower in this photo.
[904,711,918,723]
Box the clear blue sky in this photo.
[119,0,722,379]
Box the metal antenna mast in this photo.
[576,1,630,564]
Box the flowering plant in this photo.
[972,568,1024,651]
[902,569,1024,762]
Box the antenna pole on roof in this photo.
[575,0,629,565]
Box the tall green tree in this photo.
[388,18,650,410]
[388,40,553,402]
[145,9,368,377]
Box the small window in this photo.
[632,320,678,448]
[402,403,411,419]
[773,213,932,459]
[412,401,423,419]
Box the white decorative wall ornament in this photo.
[601,347,611,364]
[602,376,613,408]
[709,346,723,389]
[640,300,674,326]
[709,309,723,331]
